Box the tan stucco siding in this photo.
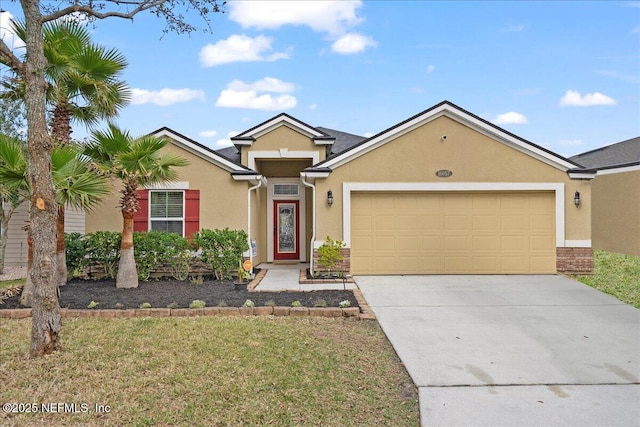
[315,116,591,243]
[249,187,267,265]
[86,142,249,234]
[591,169,640,256]
[257,159,313,177]
[241,125,326,166]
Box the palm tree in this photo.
[83,124,189,289]
[0,134,30,275]
[16,144,110,306]
[3,19,130,145]
[1,19,130,286]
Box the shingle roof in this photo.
[214,125,366,166]
[571,136,640,169]
[316,127,367,156]
[570,136,640,169]
[214,145,241,164]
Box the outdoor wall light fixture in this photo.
[327,190,334,207]
[574,191,581,207]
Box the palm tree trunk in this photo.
[56,205,67,286]
[116,209,138,288]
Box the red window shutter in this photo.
[133,190,149,232]
[184,190,200,238]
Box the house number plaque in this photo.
[435,170,453,178]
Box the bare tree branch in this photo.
[42,1,161,23]
[0,39,25,77]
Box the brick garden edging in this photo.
[0,306,364,319]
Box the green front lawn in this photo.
[575,250,640,309]
[0,317,419,427]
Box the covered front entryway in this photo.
[350,191,556,274]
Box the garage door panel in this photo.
[501,257,528,272]
[473,235,499,251]
[501,235,527,251]
[473,215,499,231]
[530,214,554,231]
[352,215,372,231]
[374,236,395,250]
[397,215,418,231]
[444,235,469,250]
[530,235,554,251]
[351,192,555,274]
[398,236,418,250]
[445,257,472,273]
[444,215,469,231]
[473,256,499,272]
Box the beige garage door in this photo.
[351,192,556,274]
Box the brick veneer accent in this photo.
[312,248,351,274]
[556,247,594,274]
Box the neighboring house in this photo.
[571,137,640,256]
[85,101,596,274]
[2,203,85,268]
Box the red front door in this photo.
[274,200,299,260]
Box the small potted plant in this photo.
[234,259,251,290]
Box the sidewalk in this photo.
[254,263,358,292]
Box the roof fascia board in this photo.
[596,163,640,175]
[567,171,597,180]
[153,128,246,172]
[322,103,578,172]
[238,115,326,142]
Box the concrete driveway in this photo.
[356,275,640,426]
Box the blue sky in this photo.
[1,1,639,157]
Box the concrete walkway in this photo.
[254,263,358,291]
[357,275,640,426]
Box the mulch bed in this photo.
[1,278,358,310]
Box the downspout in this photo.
[247,175,266,275]
[300,172,316,274]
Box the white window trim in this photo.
[149,190,186,237]
[342,182,566,248]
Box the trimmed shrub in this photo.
[194,228,248,280]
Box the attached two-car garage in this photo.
[350,191,556,275]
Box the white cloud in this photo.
[559,90,616,107]
[331,32,377,54]
[199,34,289,67]
[198,130,218,138]
[229,0,363,36]
[229,1,375,53]
[500,24,526,32]
[363,132,375,138]
[228,77,294,93]
[215,131,240,148]
[131,88,205,106]
[215,78,297,111]
[426,65,435,73]
[494,112,528,124]
[0,11,25,51]
[309,103,318,110]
